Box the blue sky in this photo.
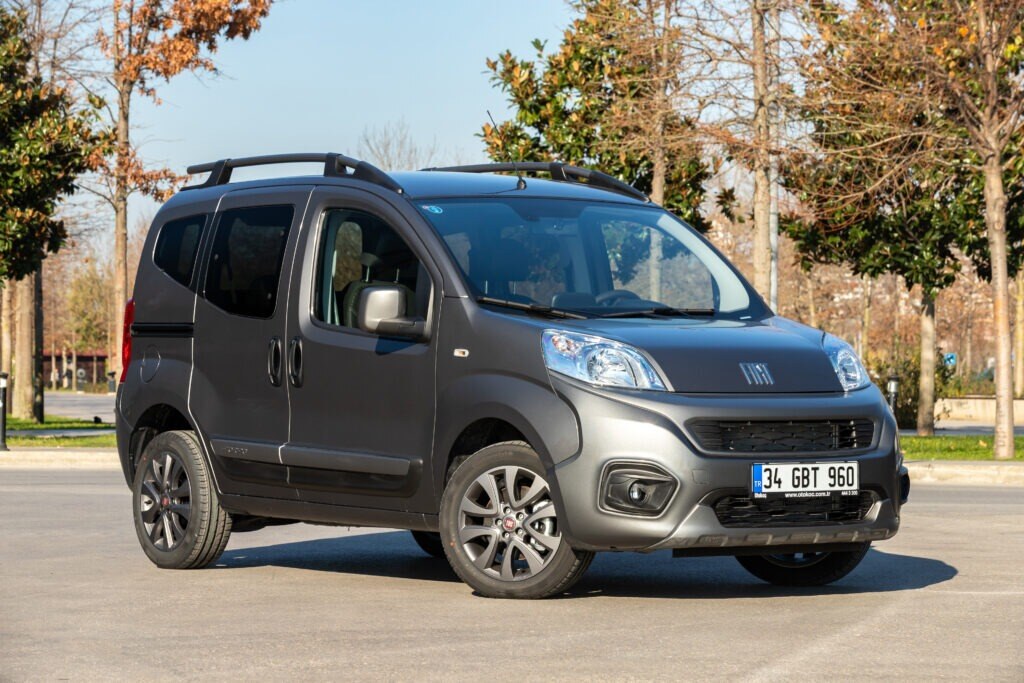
[129,0,574,219]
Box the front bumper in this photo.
[548,377,905,552]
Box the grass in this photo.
[5,414,115,448]
[7,433,117,448]
[7,415,108,431]
[902,435,1024,461]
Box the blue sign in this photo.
[943,353,957,367]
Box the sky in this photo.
[128,0,575,221]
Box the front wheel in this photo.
[736,543,870,586]
[132,430,232,569]
[439,441,593,599]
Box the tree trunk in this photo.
[13,278,34,420]
[32,271,43,421]
[750,0,772,300]
[806,273,817,328]
[112,80,131,378]
[982,155,1014,460]
[917,291,936,436]
[1015,272,1024,397]
[860,277,873,357]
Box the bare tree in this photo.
[357,119,438,170]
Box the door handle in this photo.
[287,336,303,388]
[267,336,283,387]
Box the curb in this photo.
[906,460,1024,487]
[0,448,120,469]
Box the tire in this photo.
[736,543,871,586]
[410,531,445,558]
[439,441,594,599]
[132,430,232,569]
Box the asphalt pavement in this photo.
[1,469,1021,681]
[42,392,116,424]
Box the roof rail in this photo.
[182,153,404,194]
[422,161,649,202]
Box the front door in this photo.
[281,188,440,512]
[189,187,310,499]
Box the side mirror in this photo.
[357,286,426,340]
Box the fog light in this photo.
[601,463,678,517]
[628,482,648,504]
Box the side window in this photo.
[204,205,294,319]
[153,214,206,289]
[314,208,431,330]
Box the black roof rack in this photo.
[182,152,404,194]
[422,162,649,202]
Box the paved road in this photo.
[1,471,1021,681]
[40,392,115,424]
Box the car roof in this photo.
[161,170,650,212]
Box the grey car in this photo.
[116,153,910,599]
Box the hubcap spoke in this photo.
[161,513,175,547]
[167,503,191,523]
[149,516,164,545]
[161,454,173,490]
[527,528,561,552]
[510,537,547,575]
[472,535,500,571]
[525,503,556,526]
[500,543,516,580]
[459,524,496,544]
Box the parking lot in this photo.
[1,468,1021,681]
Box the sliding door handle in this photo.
[267,336,283,387]
[287,336,303,388]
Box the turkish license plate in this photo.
[751,462,859,499]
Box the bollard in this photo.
[0,372,8,451]
[106,371,116,394]
[886,372,899,415]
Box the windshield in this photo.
[417,197,766,319]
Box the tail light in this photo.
[120,298,135,383]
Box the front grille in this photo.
[713,491,876,528]
[688,419,874,454]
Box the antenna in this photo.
[486,110,526,190]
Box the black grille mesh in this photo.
[713,491,876,528]
[688,419,874,453]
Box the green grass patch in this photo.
[902,435,1024,461]
[8,433,116,448]
[7,415,108,431]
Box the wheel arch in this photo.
[121,401,198,486]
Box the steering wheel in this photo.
[596,290,641,307]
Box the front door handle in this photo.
[267,336,283,387]
[287,336,303,388]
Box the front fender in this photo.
[433,372,581,494]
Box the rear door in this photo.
[189,187,311,500]
[281,187,441,512]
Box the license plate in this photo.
[751,462,859,498]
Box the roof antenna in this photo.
[487,110,526,190]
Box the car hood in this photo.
[561,316,844,393]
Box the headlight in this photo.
[541,330,668,391]
[823,334,870,392]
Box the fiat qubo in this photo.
[117,153,910,599]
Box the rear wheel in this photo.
[132,430,232,569]
[439,441,593,599]
[736,543,870,586]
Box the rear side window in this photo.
[154,215,206,288]
[204,205,294,319]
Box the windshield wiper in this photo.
[476,296,588,320]
[593,307,716,319]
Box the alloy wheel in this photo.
[138,451,192,551]
[457,465,562,581]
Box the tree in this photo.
[0,6,100,420]
[89,0,272,376]
[482,0,714,234]
[799,1,1024,460]
[358,119,438,170]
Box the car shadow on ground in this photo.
[216,529,958,599]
